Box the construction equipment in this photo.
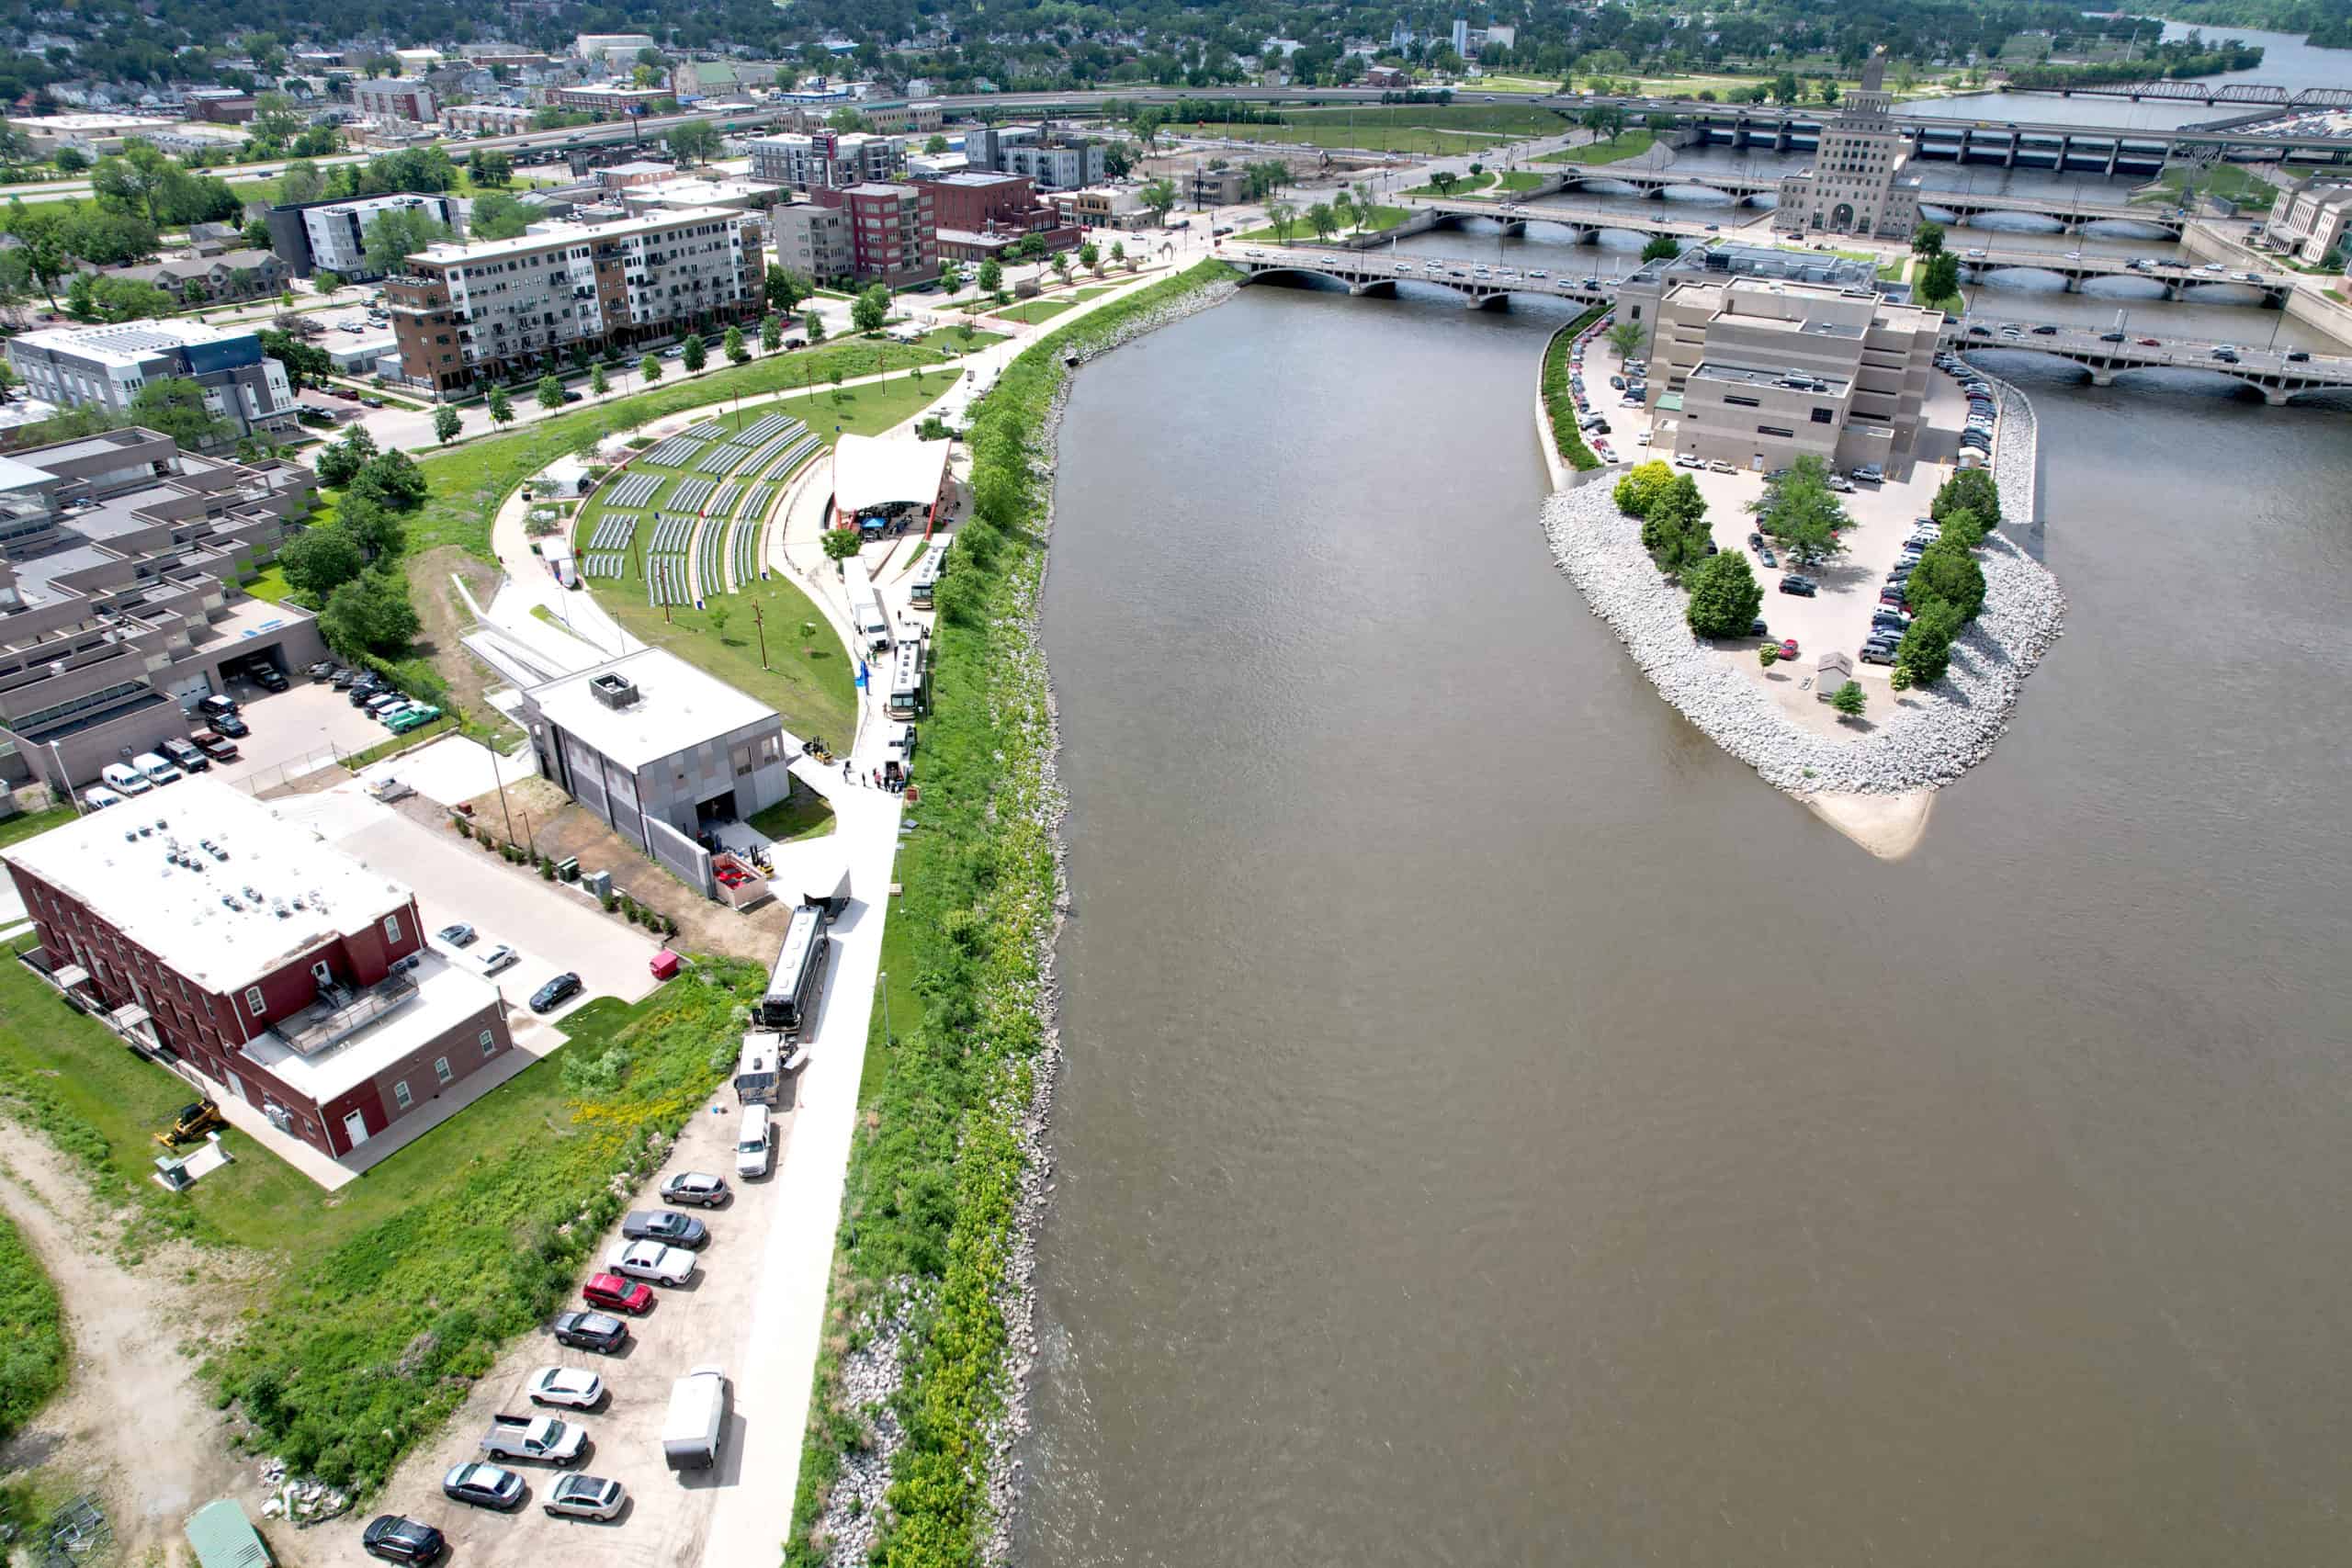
[154,1100,225,1148]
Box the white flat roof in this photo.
[831,433,951,516]
[2,779,415,995]
[528,648,779,771]
[412,206,741,267]
[237,948,502,1105]
[11,318,239,369]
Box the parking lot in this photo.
[310,1077,799,1567]
[200,678,397,790]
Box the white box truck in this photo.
[846,561,891,654]
[661,1365,730,1471]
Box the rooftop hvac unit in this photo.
[590,671,639,709]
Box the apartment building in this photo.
[1644,276,1941,473]
[808,184,938,287]
[746,130,902,191]
[7,321,299,445]
[1775,52,1922,241]
[552,85,673,118]
[265,192,459,280]
[860,101,944,136]
[0,429,320,790]
[766,203,851,281]
[5,779,515,1164]
[965,125,1106,192]
[383,207,763,394]
[350,78,437,129]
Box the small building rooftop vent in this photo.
[590,671,639,709]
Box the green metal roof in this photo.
[185,1500,272,1568]
[1655,391,1684,412]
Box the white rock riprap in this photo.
[1539,374,2064,796]
[819,1280,923,1568]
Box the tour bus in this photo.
[755,902,832,1040]
[886,634,930,721]
[909,539,949,610]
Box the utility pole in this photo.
[753,603,769,669]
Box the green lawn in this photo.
[1237,204,1410,244]
[992,298,1076,324]
[2134,162,2279,212]
[1537,130,1658,166]
[0,806,74,852]
[242,563,295,604]
[1498,169,1549,192]
[0,1212,65,1442]
[748,789,836,843]
[410,338,980,560]
[1067,286,1118,301]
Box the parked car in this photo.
[83,787,126,811]
[480,1412,589,1467]
[623,1211,709,1248]
[161,738,209,773]
[1778,637,1800,661]
[1708,459,1736,474]
[605,1239,697,1285]
[441,1463,526,1512]
[1757,547,1777,568]
[532,971,584,1013]
[527,1367,607,1410]
[197,693,239,721]
[543,1474,628,1522]
[475,943,521,977]
[1860,642,1900,665]
[582,1273,655,1315]
[196,732,240,761]
[361,1515,446,1563]
[2030,324,2059,335]
[1778,575,1817,597]
[1825,474,1855,492]
[436,923,478,948]
[389,705,443,734]
[550,1311,629,1354]
[248,664,288,692]
[662,1172,730,1208]
[331,667,363,689]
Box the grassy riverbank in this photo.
[787,260,1238,1568]
[1542,305,1611,474]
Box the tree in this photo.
[1640,234,1681,263]
[361,206,451,275]
[591,364,609,399]
[67,274,176,324]
[820,526,864,563]
[1895,599,1961,686]
[764,265,808,314]
[349,450,427,512]
[537,375,565,412]
[129,379,234,450]
[1644,475,1713,577]
[938,260,966,297]
[1937,505,1988,550]
[760,314,782,354]
[487,385,514,426]
[1829,680,1867,717]
[665,119,723,166]
[53,147,88,174]
[1612,459,1677,519]
[724,325,749,365]
[1920,251,1962,305]
[1429,169,1458,197]
[975,259,1002,298]
[277,522,366,601]
[802,309,825,344]
[681,333,707,372]
[1933,468,2001,528]
[1139,178,1178,226]
[318,568,419,656]
[1684,549,1765,637]
[314,269,345,295]
[1351,181,1376,232]
[1267,200,1297,243]
[1819,78,1842,107]
[256,329,333,391]
[1110,241,1127,267]
[1306,202,1338,243]
[1772,71,1802,105]
[852,284,890,334]
[466,192,535,242]
[1908,539,1987,621]
[640,354,662,385]
[707,604,732,642]
[467,148,514,188]
[1751,456,1849,564]
[1758,642,1780,668]
[1079,242,1101,276]
[1911,220,1946,256]
[433,404,462,444]
[924,134,949,154]
[1607,319,1648,362]
[315,425,378,487]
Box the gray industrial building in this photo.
[6,320,300,446]
[0,428,321,792]
[515,649,795,892]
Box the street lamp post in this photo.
[878,971,893,1048]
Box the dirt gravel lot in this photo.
[308,1082,802,1568]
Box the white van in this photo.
[83,786,125,811]
[99,762,153,795]
[734,1103,773,1179]
[131,751,183,786]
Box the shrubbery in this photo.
[1540,309,1609,472]
[0,1214,66,1441]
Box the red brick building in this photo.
[5,781,515,1162]
[809,182,940,288]
[910,171,1080,261]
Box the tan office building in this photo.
[1774,52,1922,241]
[1646,276,1941,474]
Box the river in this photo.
[1021,278,2352,1564]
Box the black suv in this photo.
[551,1310,629,1354]
[1777,575,1818,597]
[362,1515,447,1563]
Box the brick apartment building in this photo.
[5,781,515,1162]
[552,85,674,118]
[910,170,1079,261]
[383,206,763,395]
[801,183,938,287]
